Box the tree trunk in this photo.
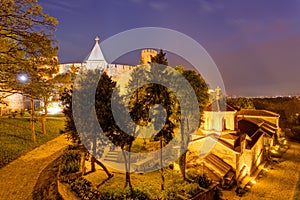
[179,153,187,180]
[179,118,186,180]
[91,138,112,178]
[30,96,36,143]
[91,138,97,172]
[127,142,133,192]
[122,147,132,190]
[160,137,164,190]
[41,96,48,135]
[81,152,86,175]
[91,156,96,172]
[94,158,113,178]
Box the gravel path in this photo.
[0,134,70,200]
[223,142,300,200]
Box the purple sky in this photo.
[40,0,300,97]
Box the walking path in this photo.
[223,141,300,200]
[0,134,71,200]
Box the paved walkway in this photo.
[0,134,70,200]
[223,142,300,200]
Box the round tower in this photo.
[140,49,158,64]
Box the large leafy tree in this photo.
[61,70,113,178]
[149,49,174,191]
[0,0,58,73]
[0,0,59,142]
[108,85,136,189]
[174,66,209,180]
[132,50,210,185]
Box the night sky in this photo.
[40,0,300,97]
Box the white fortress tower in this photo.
[83,36,107,70]
[58,36,141,81]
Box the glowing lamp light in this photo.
[47,102,63,114]
[48,107,63,114]
[250,180,257,185]
[17,74,28,82]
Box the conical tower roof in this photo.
[85,36,106,62]
[83,36,107,70]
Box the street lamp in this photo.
[19,74,28,82]
[17,73,28,114]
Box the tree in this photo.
[61,70,113,178]
[227,97,255,110]
[0,0,58,76]
[149,49,172,191]
[175,66,209,180]
[149,49,168,65]
[0,0,59,142]
[16,57,58,142]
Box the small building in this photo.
[189,89,281,188]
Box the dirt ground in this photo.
[222,142,300,200]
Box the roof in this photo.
[238,119,266,149]
[84,36,106,62]
[192,133,239,152]
[241,117,277,137]
[238,119,259,138]
[237,109,279,117]
[219,132,239,146]
[202,153,232,177]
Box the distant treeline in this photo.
[227,97,300,128]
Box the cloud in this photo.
[41,1,77,13]
[148,1,167,11]
[195,0,224,13]
[127,0,167,11]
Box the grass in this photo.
[85,167,188,199]
[0,117,65,168]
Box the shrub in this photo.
[99,190,122,200]
[59,150,81,175]
[59,161,80,175]
[213,187,222,200]
[196,174,212,189]
[235,186,245,197]
[98,188,150,200]
[12,111,17,118]
[124,188,150,200]
[70,178,100,200]
[182,183,201,198]
[186,169,199,181]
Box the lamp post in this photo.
[17,73,28,114]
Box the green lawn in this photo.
[0,117,65,168]
[84,167,202,199]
